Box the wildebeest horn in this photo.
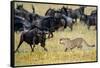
[32,4,35,13]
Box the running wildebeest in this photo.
[15,27,48,52]
[14,4,37,32]
[14,15,32,32]
[45,9,67,30]
[80,15,97,30]
[59,6,68,16]
[45,8,55,17]
[80,14,89,25]
[62,14,75,31]
[65,6,86,23]
[87,15,97,30]
[54,9,75,31]
[15,4,35,23]
[15,7,61,38]
[14,15,24,32]
[90,10,97,16]
[80,10,97,30]
[45,8,75,31]
[31,15,57,38]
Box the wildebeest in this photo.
[54,10,75,31]
[45,9,67,29]
[87,15,97,30]
[14,15,32,32]
[45,8,66,30]
[14,15,24,32]
[45,8,75,31]
[31,15,57,38]
[14,4,37,32]
[80,9,97,30]
[80,14,88,25]
[80,14,97,29]
[61,6,86,23]
[90,10,97,16]
[53,10,67,29]
[15,27,47,52]
[45,8,55,17]
[59,6,68,16]
[15,4,35,22]
[62,14,75,31]
[80,15,97,30]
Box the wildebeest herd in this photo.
[14,4,97,52]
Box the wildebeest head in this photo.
[45,8,55,17]
[79,6,86,15]
[54,10,62,18]
[60,6,68,16]
[34,29,47,43]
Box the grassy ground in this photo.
[14,2,97,66]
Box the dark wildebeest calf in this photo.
[15,27,47,52]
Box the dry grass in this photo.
[14,2,97,66]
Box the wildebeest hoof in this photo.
[31,50,34,52]
[44,49,48,52]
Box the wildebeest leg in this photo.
[94,26,97,30]
[65,48,68,52]
[15,32,24,53]
[50,32,53,38]
[88,25,90,30]
[32,37,36,52]
[69,24,73,31]
[74,18,77,24]
[75,19,77,23]
[41,43,48,51]
[32,45,35,52]
[70,26,73,31]
[15,40,23,53]
[48,32,53,38]
[31,44,36,52]
[29,44,34,52]
[48,32,51,38]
